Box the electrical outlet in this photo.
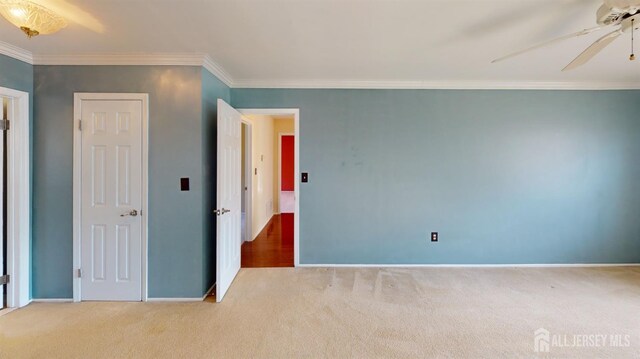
[431,232,438,242]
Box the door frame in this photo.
[73,93,149,302]
[238,109,300,266]
[240,118,252,243]
[277,132,294,214]
[0,86,30,310]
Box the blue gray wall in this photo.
[232,89,640,264]
[0,54,33,94]
[201,69,230,294]
[0,54,34,296]
[18,61,640,298]
[33,65,213,298]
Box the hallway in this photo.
[241,214,294,267]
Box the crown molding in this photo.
[231,79,640,90]
[2,41,640,90]
[0,41,33,64]
[202,55,234,87]
[33,52,205,66]
[31,52,233,87]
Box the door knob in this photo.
[214,208,231,216]
[121,209,138,217]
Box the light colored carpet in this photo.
[1,267,639,358]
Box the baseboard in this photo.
[0,298,32,314]
[33,297,211,303]
[297,263,640,268]
[0,307,18,317]
[202,283,215,300]
[252,214,276,241]
[147,285,216,302]
[146,297,206,302]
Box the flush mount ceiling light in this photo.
[0,0,67,38]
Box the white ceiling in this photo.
[1,0,639,87]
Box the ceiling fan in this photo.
[493,0,640,71]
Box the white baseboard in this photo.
[147,284,216,302]
[0,307,18,317]
[297,263,640,268]
[252,214,275,241]
[202,283,215,300]
[146,297,205,302]
[33,297,212,303]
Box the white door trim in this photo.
[240,118,252,243]
[0,86,30,309]
[277,132,294,214]
[73,93,149,302]
[238,109,300,267]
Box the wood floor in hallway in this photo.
[242,214,294,267]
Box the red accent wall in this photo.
[281,135,295,191]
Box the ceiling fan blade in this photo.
[492,26,606,63]
[562,29,622,71]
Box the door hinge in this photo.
[0,274,9,285]
[77,268,82,278]
[0,119,9,131]
[78,119,82,131]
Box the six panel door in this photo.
[216,99,242,302]
[80,100,143,301]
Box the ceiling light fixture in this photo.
[492,0,640,71]
[0,0,67,38]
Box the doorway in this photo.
[241,121,252,243]
[73,93,149,302]
[213,99,300,302]
[238,111,298,268]
[0,86,30,312]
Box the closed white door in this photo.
[216,99,242,302]
[80,100,143,301]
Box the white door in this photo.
[216,99,242,302]
[0,98,5,309]
[80,100,143,301]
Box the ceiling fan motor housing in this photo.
[620,13,640,33]
[597,3,640,26]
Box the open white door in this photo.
[0,98,5,310]
[216,99,242,302]
[0,88,30,309]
